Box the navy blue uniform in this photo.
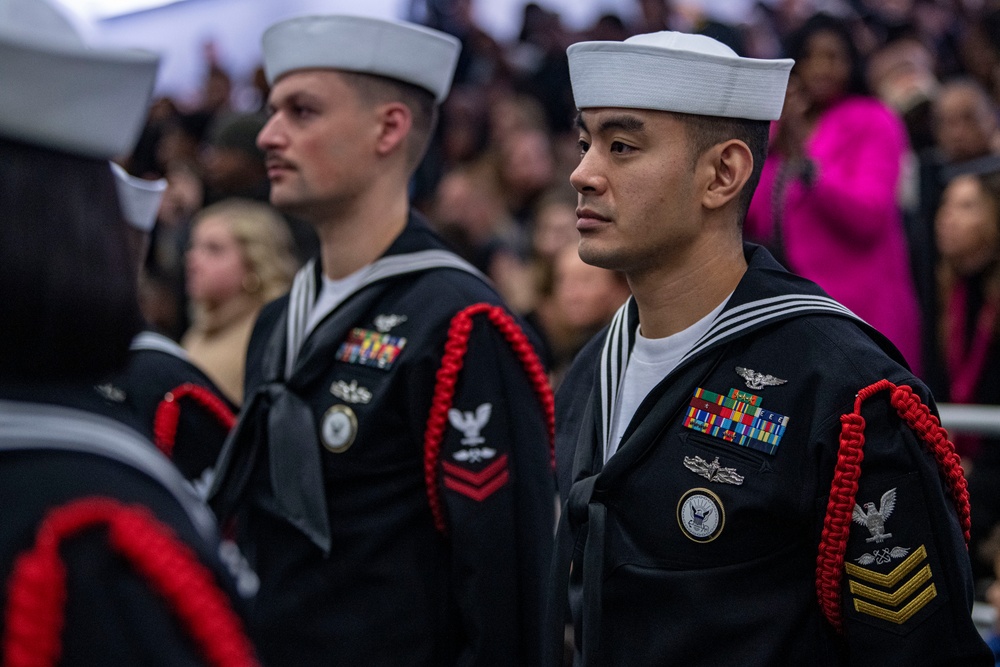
[97,331,235,485]
[211,215,554,666]
[549,244,991,666]
[0,385,254,666]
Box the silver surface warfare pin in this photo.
[374,313,407,333]
[735,366,787,390]
[683,455,744,485]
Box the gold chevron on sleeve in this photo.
[853,584,937,624]
[849,564,932,606]
[844,545,927,587]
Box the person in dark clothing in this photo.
[100,163,237,487]
[0,0,257,664]
[208,14,556,666]
[545,29,991,666]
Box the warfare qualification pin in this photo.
[677,488,725,543]
[322,404,358,453]
[735,366,787,390]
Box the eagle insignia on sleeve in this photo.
[852,487,897,544]
[448,403,496,462]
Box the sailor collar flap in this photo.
[0,400,218,542]
[283,249,488,381]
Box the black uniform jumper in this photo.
[549,244,991,666]
[211,214,555,666]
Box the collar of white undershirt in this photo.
[632,293,732,365]
[603,293,732,464]
[303,266,371,336]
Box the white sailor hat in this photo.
[0,0,160,158]
[262,14,461,104]
[110,163,166,233]
[567,31,794,121]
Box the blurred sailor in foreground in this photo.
[0,0,258,663]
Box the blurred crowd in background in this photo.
[116,0,1000,600]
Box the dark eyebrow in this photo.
[575,112,646,135]
[597,114,645,135]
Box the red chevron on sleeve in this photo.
[442,454,509,502]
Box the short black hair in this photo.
[0,137,142,381]
[675,112,772,223]
[340,71,439,171]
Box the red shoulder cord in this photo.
[153,383,237,458]
[815,379,971,633]
[423,303,555,534]
[2,497,259,667]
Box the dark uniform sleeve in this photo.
[427,307,555,667]
[0,453,258,667]
[818,380,993,665]
[117,350,236,483]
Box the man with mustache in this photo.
[547,30,991,665]
[208,14,555,666]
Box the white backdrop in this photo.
[56,0,759,102]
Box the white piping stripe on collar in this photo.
[597,293,861,454]
[285,258,317,379]
[681,295,861,363]
[130,331,190,360]
[284,250,487,379]
[702,293,856,330]
[0,400,217,541]
[600,299,634,451]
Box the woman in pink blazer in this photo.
[746,13,922,373]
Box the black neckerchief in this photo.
[209,213,488,553]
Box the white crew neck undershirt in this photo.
[605,294,732,463]
[304,268,370,336]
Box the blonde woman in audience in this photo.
[183,198,297,405]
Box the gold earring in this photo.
[242,272,262,293]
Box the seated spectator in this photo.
[201,111,269,204]
[914,77,1000,389]
[745,13,923,372]
[934,166,1000,579]
[497,126,558,226]
[934,168,1000,416]
[537,245,630,387]
[431,165,535,312]
[530,186,579,267]
[958,7,1000,107]
[182,199,298,405]
[934,78,1000,166]
[867,35,939,152]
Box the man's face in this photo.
[570,108,700,275]
[257,70,376,217]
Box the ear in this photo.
[374,102,413,158]
[700,139,753,211]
